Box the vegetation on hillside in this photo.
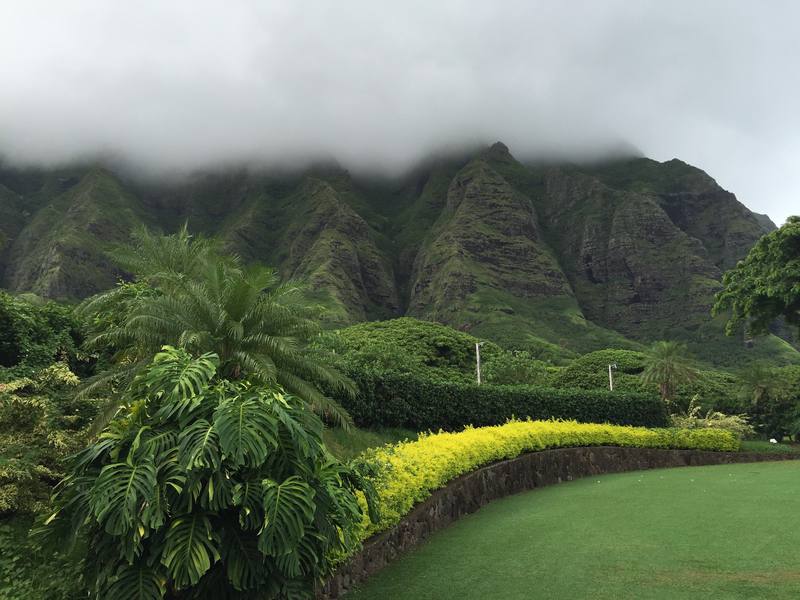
[2,150,796,368]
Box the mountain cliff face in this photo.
[0,144,794,366]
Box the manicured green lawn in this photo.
[740,440,800,454]
[349,461,800,600]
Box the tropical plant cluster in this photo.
[669,396,755,439]
[356,419,740,539]
[0,291,85,380]
[77,226,353,427]
[45,346,377,599]
[334,369,669,430]
[0,363,96,515]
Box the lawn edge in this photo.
[319,446,799,598]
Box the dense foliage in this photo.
[0,363,97,515]
[0,291,84,379]
[0,515,86,600]
[481,350,550,385]
[320,325,743,415]
[714,215,800,336]
[550,349,645,390]
[669,397,754,439]
[358,420,740,539]
[640,341,697,405]
[738,364,800,440]
[79,227,352,425]
[334,369,669,430]
[45,347,376,599]
[314,317,503,383]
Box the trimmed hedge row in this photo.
[358,419,740,538]
[338,370,669,430]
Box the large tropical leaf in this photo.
[149,446,185,526]
[213,394,278,467]
[258,476,316,556]
[177,419,221,471]
[103,564,165,600]
[136,347,218,422]
[221,526,265,591]
[161,513,221,589]
[90,460,158,535]
[274,534,321,579]
[232,478,264,531]
[200,470,235,512]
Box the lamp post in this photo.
[608,363,617,391]
[475,342,484,385]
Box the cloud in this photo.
[1,0,798,223]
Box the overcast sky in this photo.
[1,1,797,224]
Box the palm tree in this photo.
[640,341,697,405]
[737,362,784,406]
[78,226,353,426]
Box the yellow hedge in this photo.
[360,420,739,538]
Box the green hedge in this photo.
[337,370,669,430]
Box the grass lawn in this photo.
[740,440,800,454]
[348,461,800,600]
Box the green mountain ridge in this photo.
[0,144,795,367]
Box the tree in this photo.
[78,227,352,426]
[43,347,377,599]
[713,216,800,337]
[737,363,797,440]
[640,341,697,406]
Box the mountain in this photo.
[0,144,796,367]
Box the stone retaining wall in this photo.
[319,446,799,598]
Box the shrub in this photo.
[44,347,376,599]
[482,350,549,385]
[548,348,741,413]
[550,349,646,390]
[0,363,97,515]
[336,369,669,431]
[669,396,755,439]
[313,317,502,383]
[740,364,800,440]
[359,420,740,538]
[0,292,84,379]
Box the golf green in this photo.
[348,461,800,599]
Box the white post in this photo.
[476,342,483,385]
[608,363,617,391]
